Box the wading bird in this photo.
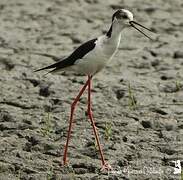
[35,9,153,170]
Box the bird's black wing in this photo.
[34,38,97,72]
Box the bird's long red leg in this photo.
[87,75,112,170]
[63,78,90,165]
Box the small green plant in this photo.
[47,165,54,180]
[128,83,137,110]
[181,170,183,180]
[175,80,181,91]
[40,112,53,136]
[17,169,21,180]
[104,122,112,141]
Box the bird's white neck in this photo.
[104,21,122,56]
[106,20,123,39]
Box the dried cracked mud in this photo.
[0,0,183,179]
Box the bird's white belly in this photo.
[78,58,107,74]
[73,50,115,75]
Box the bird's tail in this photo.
[34,60,62,72]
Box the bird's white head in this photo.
[107,9,154,40]
[112,9,133,27]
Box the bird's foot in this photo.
[60,159,69,167]
[101,162,112,171]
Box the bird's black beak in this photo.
[129,21,154,40]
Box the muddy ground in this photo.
[0,0,183,179]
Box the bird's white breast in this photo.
[73,34,121,75]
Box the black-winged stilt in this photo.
[35,9,153,170]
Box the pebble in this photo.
[0,111,14,122]
[173,51,183,58]
[115,89,125,100]
[39,84,51,97]
[141,120,152,128]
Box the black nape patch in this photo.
[106,24,112,38]
[112,9,122,21]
